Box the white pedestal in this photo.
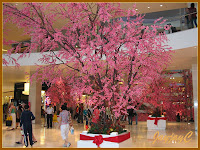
[77,131,132,148]
[147,117,166,130]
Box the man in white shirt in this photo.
[46,104,54,128]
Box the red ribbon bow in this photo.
[93,135,103,147]
[80,132,130,147]
[147,117,167,126]
[154,117,159,125]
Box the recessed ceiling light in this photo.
[136,9,138,10]
[160,5,163,7]
[148,7,150,9]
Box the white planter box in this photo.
[77,131,132,148]
[147,117,166,130]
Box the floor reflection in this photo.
[2,119,198,148]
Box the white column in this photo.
[192,64,198,131]
[29,79,42,124]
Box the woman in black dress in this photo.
[16,105,22,128]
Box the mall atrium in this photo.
[2,2,198,148]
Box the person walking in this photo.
[74,106,79,120]
[20,104,35,147]
[46,104,54,128]
[189,3,197,28]
[83,106,88,120]
[16,104,37,145]
[9,102,16,130]
[59,105,73,147]
[185,8,191,29]
[127,108,134,125]
[78,104,83,123]
[134,110,138,125]
[3,103,9,121]
[16,105,22,129]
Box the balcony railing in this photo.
[141,9,197,34]
[4,7,197,54]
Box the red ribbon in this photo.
[80,132,130,147]
[93,135,103,147]
[147,117,167,125]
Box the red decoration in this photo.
[147,117,167,125]
[46,77,72,105]
[85,125,89,130]
[93,135,104,147]
[80,132,130,147]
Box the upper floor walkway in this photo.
[3,27,197,67]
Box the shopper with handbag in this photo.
[59,104,73,147]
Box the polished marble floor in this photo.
[2,119,198,148]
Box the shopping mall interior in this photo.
[2,2,198,148]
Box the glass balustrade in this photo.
[4,7,197,54]
[135,7,197,34]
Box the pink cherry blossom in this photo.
[3,3,173,118]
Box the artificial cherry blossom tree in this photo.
[46,77,72,106]
[3,3,172,118]
[142,70,193,121]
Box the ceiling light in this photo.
[160,5,163,7]
[136,9,138,10]
[148,7,150,9]
[2,49,7,51]
[22,83,30,95]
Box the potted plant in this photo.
[147,107,167,130]
[77,118,131,148]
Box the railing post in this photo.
[180,16,182,31]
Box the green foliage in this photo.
[88,119,127,135]
[152,107,162,117]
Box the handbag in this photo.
[53,115,58,122]
[70,127,74,135]
[6,115,12,126]
[6,120,12,126]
